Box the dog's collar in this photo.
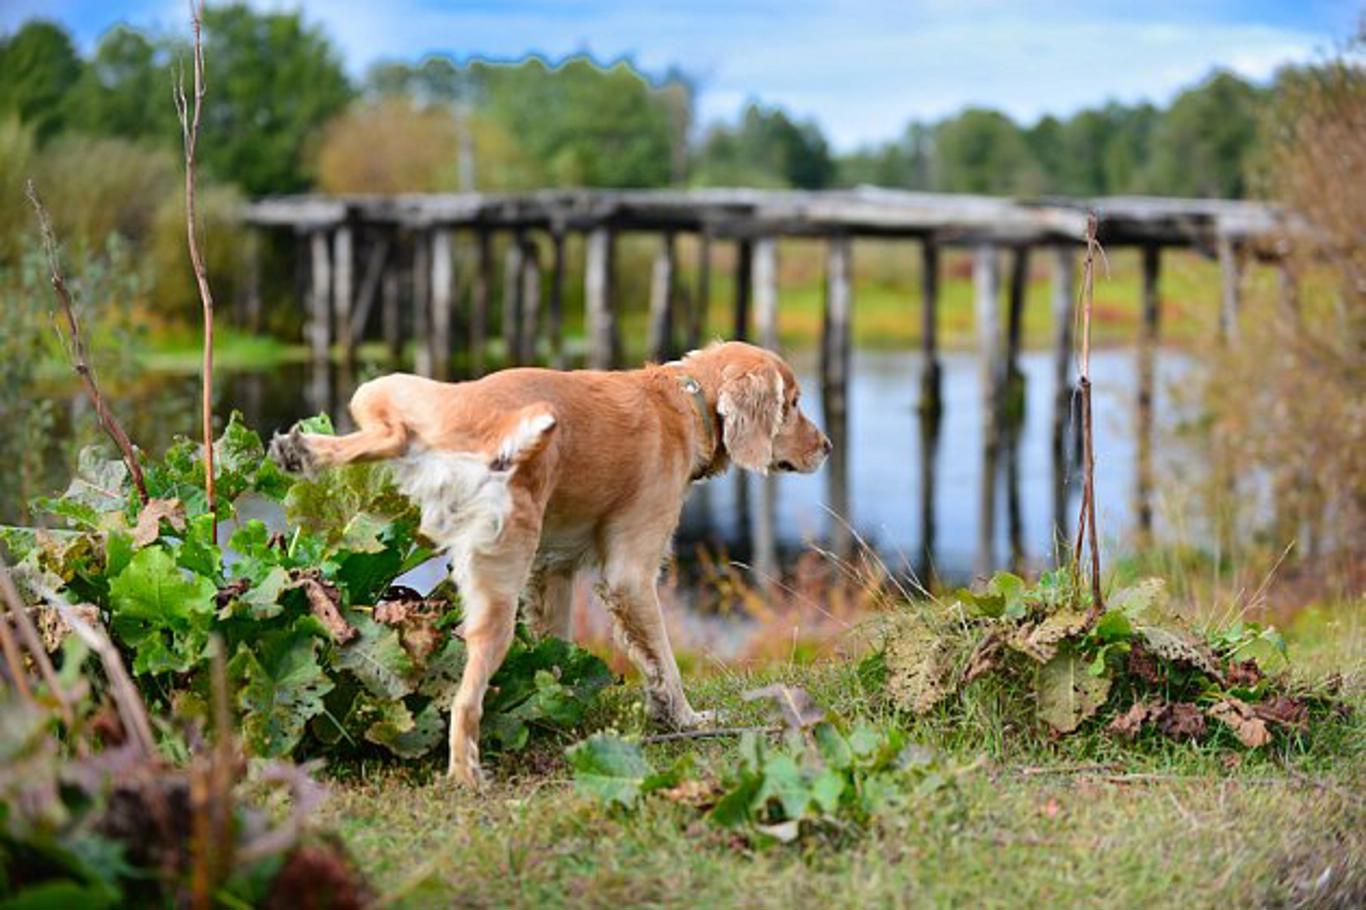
[677,373,723,480]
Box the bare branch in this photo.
[1073,213,1105,621]
[25,181,149,504]
[176,0,218,538]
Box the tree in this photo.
[194,3,353,194]
[695,102,834,189]
[0,20,82,140]
[933,108,1040,195]
[66,26,178,142]
[1144,70,1264,198]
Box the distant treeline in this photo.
[1,3,1291,205]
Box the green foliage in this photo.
[565,733,687,809]
[18,414,614,768]
[0,21,81,141]
[695,102,834,189]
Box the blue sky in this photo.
[3,1,1359,149]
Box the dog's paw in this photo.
[267,425,315,476]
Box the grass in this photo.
[313,597,1364,909]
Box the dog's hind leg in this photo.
[524,568,574,640]
[269,383,409,474]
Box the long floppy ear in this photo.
[717,366,784,473]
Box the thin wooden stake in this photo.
[1073,214,1104,619]
[174,1,217,538]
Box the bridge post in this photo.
[431,228,453,379]
[733,238,753,341]
[503,233,525,365]
[308,229,331,368]
[823,234,853,561]
[350,234,388,350]
[1050,245,1076,551]
[470,229,491,376]
[519,236,541,363]
[1217,234,1242,341]
[1135,244,1161,545]
[412,229,432,377]
[1003,246,1029,571]
[690,228,711,352]
[548,228,567,368]
[752,235,780,586]
[647,232,677,362]
[585,226,617,369]
[916,237,942,583]
[974,243,1002,577]
[332,226,354,366]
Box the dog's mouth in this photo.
[775,460,798,473]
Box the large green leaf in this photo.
[1035,648,1113,734]
[566,733,658,808]
[334,612,417,700]
[107,547,217,675]
[35,448,133,530]
[232,621,333,757]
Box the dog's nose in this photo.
[821,436,833,455]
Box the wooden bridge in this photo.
[240,188,1292,580]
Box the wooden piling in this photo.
[503,234,525,365]
[332,226,354,365]
[309,229,331,367]
[647,232,677,362]
[412,230,432,376]
[916,237,942,583]
[823,234,853,561]
[585,227,617,369]
[431,228,453,379]
[1003,246,1029,570]
[381,263,400,365]
[690,228,711,352]
[548,228,567,368]
[1050,246,1076,549]
[471,229,491,376]
[350,234,388,347]
[1135,244,1161,545]
[244,229,261,332]
[733,238,753,341]
[519,236,541,363]
[1217,234,1242,341]
[974,243,1002,577]
[752,235,779,584]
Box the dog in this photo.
[269,340,830,786]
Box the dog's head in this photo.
[688,341,831,475]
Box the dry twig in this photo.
[174,1,218,539]
[1072,213,1105,621]
[640,724,781,744]
[25,181,149,504]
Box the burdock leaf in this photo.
[1010,609,1089,663]
[232,621,333,758]
[1136,625,1225,682]
[1036,648,1113,734]
[335,611,417,699]
[566,733,656,808]
[880,612,956,715]
[108,546,216,675]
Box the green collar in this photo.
[677,373,722,480]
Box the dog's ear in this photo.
[717,366,784,473]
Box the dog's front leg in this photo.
[596,574,706,730]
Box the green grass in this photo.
[314,600,1364,909]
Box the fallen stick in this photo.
[640,724,782,745]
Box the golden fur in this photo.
[269,340,830,786]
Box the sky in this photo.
[2,1,1359,150]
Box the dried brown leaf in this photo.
[291,571,356,645]
[1010,610,1089,664]
[1252,694,1308,730]
[1156,702,1206,741]
[130,498,186,547]
[963,629,1003,684]
[1107,701,1153,740]
[1225,658,1264,688]
[1208,698,1272,748]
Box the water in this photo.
[16,345,1196,582]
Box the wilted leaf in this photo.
[1208,698,1272,748]
[1109,578,1167,621]
[1156,702,1206,741]
[130,498,186,547]
[882,613,955,715]
[743,684,825,731]
[291,572,356,644]
[1226,658,1264,689]
[38,447,132,529]
[1136,625,1225,683]
[1035,649,1112,734]
[108,546,216,675]
[1107,701,1153,740]
[1010,609,1089,663]
[1252,694,1308,730]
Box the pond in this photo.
[29,344,1194,586]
